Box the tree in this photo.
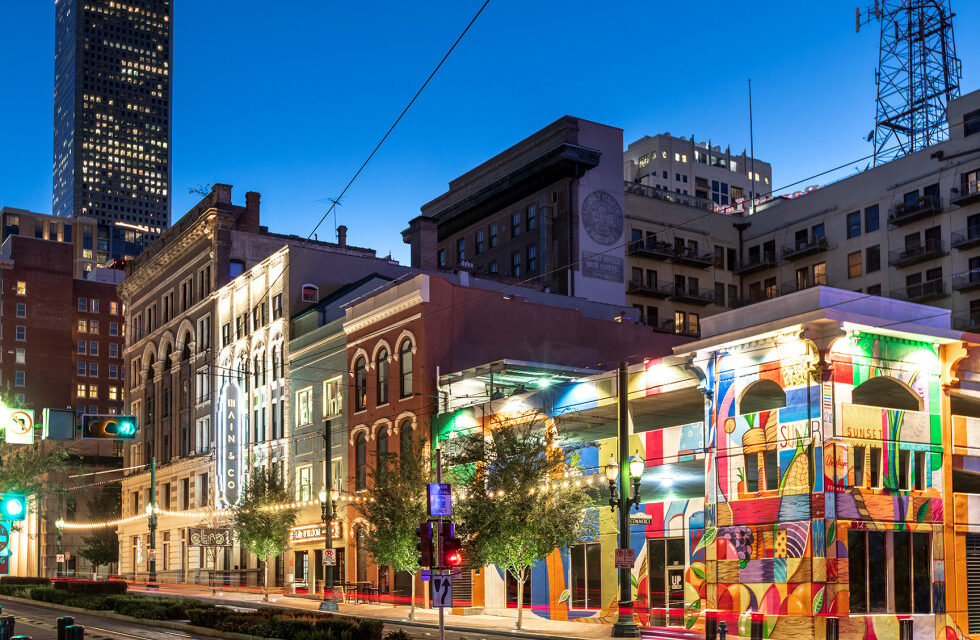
[232,467,298,601]
[357,432,429,619]
[78,485,121,577]
[447,415,593,629]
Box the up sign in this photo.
[218,384,242,506]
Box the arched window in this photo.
[377,348,389,405]
[378,427,389,461]
[259,348,266,386]
[355,433,367,490]
[400,421,413,469]
[253,354,260,387]
[163,345,172,371]
[852,376,921,411]
[738,379,787,414]
[302,284,319,303]
[271,345,280,382]
[238,353,249,392]
[356,526,368,582]
[354,357,367,411]
[399,339,413,398]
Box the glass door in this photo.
[647,538,686,627]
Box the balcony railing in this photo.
[668,284,714,305]
[953,312,980,332]
[628,238,676,261]
[781,237,829,260]
[953,270,980,292]
[952,227,980,250]
[734,289,779,307]
[889,279,948,303]
[734,253,778,275]
[951,180,980,206]
[672,245,714,268]
[625,181,714,211]
[646,317,700,338]
[888,239,947,267]
[888,194,942,225]
[627,278,672,298]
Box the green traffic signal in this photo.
[0,494,27,521]
[81,415,138,440]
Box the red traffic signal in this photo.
[416,522,433,568]
[443,537,462,568]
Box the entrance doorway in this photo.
[647,538,685,627]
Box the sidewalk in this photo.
[128,582,615,640]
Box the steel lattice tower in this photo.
[857,0,962,164]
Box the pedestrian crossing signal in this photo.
[82,415,137,440]
[0,494,27,521]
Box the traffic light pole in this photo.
[436,448,444,640]
[148,456,157,584]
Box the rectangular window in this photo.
[76,383,86,397]
[848,251,862,278]
[526,204,537,231]
[812,223,826,242]
[78,361,86,376]
[475,230,485,255]
[78,297,88,311]
[89,320,99,334]
[764,449,779,491]
[77,319,88,333]
[489,224,498,248]
[511,251,521,277]
[914,450,926,491]
[15,349,25,365]
[296,387,313,426]
[866,245,881,273]
[849,530,869,613]
[89,341,98,355]
[109,301,118,315]
[196,367,211,403]
[14,371,25,387]
[78,340,86,354]
[272,294,283,320]
[847,211,861,238]
[15,326,25,341]
[221,323,231,347]
[15,303,26,318]
[109,386,119,401]
[90,299,99,313]
[437,249,446,268]
[869,448,882,488]
[296,465,313,501]
[813,262,827,285]
[570,542,601,609]
[109,364,118,379]
[89,362,98,377]
[109,343,118,358]
[865,205,879,232]
[324,377,342,417]
[109,322,119,336]
[853,445,866,486]
[511,212,521,238]
[88,384,98,399]
[745,453,759,492]
[527,245,537,273]
[489,261,498,274]
[15,281,26,296]
[898,449,911,491]
[456,238,465,262]
[196,417,211,454]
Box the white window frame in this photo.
[323,377,342,417]
[296,386,313,426]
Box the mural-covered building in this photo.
[435,286,980,639]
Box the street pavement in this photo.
[0,597,213,640]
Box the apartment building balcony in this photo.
[952,269,980,292]
[951,180,980,207]
[780,281,823,296]
[781,238,829,261]
[888,240,947,267]
[953,311,980,332]
[734,290,779,308]
[888,194,942,226]
[952,227,980,250]
[628,238,675,261]
[625,180,714,211]
[627,278,672,299]
[668,284,714,306]
[889,279,948,303]
[648,318,700,338]
[734,254,778,276]
[671,245,714,268]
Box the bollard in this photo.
[0,615,15,640]
[57,617,74,640]
[65,625,84,640]
[718,619,728,640]
[706,610,718,640]
[750,612,764,640]
[899,619,913,640]
[826,616,839,640]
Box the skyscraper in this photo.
[53,0,172,263]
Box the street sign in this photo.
[3,409,34,445]
[615,548,635,569]
[323,549,337,566]
[0,524,8,554]
[431,574,453,608]
[42,409,76,440]
[56,554,65,564]
[629,513,653,525]
[0,556,8,576]
[428,483,452,517]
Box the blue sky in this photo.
[2,1,979,263]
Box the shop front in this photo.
[289,521,345,594]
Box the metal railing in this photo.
[888,194,942,224]
[888,239,946,266]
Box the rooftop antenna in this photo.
[316,195,345,234]
[856,0,961,164]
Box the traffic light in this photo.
[416,522,433,568]
[0,494,27,521]
[440,521,462,568]
[81,415,137,440]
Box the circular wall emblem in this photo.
[582,190,624,245]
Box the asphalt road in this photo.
[0,597,212,640]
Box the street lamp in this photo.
[146,502,157,584]
[319,488,339,611]
[55,518,65,578]
[605,453,643,511]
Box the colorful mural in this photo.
[434,325,979,639]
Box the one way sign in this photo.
[431,574,453,608]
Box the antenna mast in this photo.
[856,0,961,164]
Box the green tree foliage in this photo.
[232,467,298,601]
[358,432,429,619]
[78,486,121,576]
[447,416,592,629]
